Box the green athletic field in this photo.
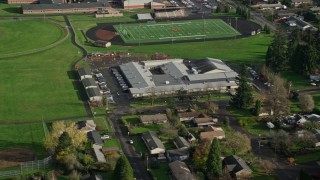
[113,19,241,43]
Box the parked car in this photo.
[101,134,110,140]
[129,140,133,144]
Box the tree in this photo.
[258,160,273,175]
[224,132,251,154]
[254,100,261,116]
[303,121,320,130]
[113,155,134,180]
[266,31,288,72]
[269,130,291,153]
[206,139,222,178]
[193,139,211,171]
[216,5,221,13]
[69,171,81,180]
[147,87,157,106]
[299,94,314,113]
[159,123,178,139]
[178,124,189,137]
[288,28,301,70]
[266,75,290,120]
[224,5,230,13]
[294,131,317,148]
[231,65,253,109]
[55,132,73,154]
[263,25,271,34]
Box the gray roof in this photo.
[142,131,165,150]
[78,68,92,77]
[87,131,103,145]
[120,62,155,88]
[174,136,190,149]
[169,161,196,180]
[311,7,320,11]
[288,16,310,28]
[192,58,232,73]
[87,87,101,97]
[167,148,189,156]
[223,155,252,174]
[82,78,97,88]
[22,2,109,11]
[137,13,153,20]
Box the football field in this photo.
[113,19,241,43]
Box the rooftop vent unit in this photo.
[165,81,170,85]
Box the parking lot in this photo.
[169,0,217,14]
[86,52,148,105]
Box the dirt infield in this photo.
[0,148,35,168]
[96,29,117,41]
[86,16,261,45]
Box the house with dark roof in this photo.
[169,160,196,180]
[77,120,96,133]
[140,114,168,124]
[223,155,253,179]
[87,87,102,102]
[178,112,200,122]
[87,131,103,146]
[141,131,165,155]
[82,78,97,90]
[78,68,93,80]
[174,136,190,149]
[166,148,189,162]
[291,0,312,7]
[194,117,215,127]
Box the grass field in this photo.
[114,19,240,43]
[0,19,86,122]
[0,19,64,55]
[0,123,46,158]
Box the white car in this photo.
[129,140,133,144]
[101,134,110,140]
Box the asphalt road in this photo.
[109,108,152,180]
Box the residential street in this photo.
[108,106,152,180]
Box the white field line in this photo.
[146,22,192,26]
[159,34,205,39]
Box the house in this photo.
[87,131,103,146]
[92,144,107,163]
[291,0,312,7]
[141,131,165,155]
[174,136,190,149]
[77,120,96,132]
[178,112,200,122]
[310,74,320,81]
[259,3,285,10]
[169,160,196,180]
[82,78,98,90]
[78,68,93,80]
[140,114,168,124]
[286,16,317,31]
[305,114,320,122]
[223,155,253,179]
[200,126,225,141]
[194,117,215,127]
[166,148,189,162]
[258,107,274,116]
[87,87,102,102]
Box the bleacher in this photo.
[155,9,187,19]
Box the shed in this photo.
[166,148,189,162]
[141,131,165,155]
[77,120,96,132]
[200,126,225,141]
[194,117,215,127]
[267,122,275,129]
[174,136,190,149]
[78,68,93,80]
[178,112,200,122]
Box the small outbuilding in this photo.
[87,131,103,146]
[174,136,190,149]
[178,112,200,122]
[166,148,189,162]
[223,155,253,179]
[169,160,196,180]
[87,87,102,102]
[200,126,225,141]
[82,78,98,89]
[77,120,96,132]
[194,117,215,127]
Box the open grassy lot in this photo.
[295,151,320,164]
[0,3,22,16]
[313,94,320,109]
[0,19,64,55]
[0,123,46,158]
[103,139,121,148]
[114,19,240,43]
[280,71,314,90]
[0,20,86,122]
[149,162,170,180]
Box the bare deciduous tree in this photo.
[259,160,274,175]
[299,94,314,113]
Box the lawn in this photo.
[312,94,320,109]
[149,163,170,180]
[0,123,47,158]
[280,71,313,91]
[122,115,140,125]
[94,116,112,132]
[0,20,86,122]
[103,139,121,148]
[114,19,240,43]
[130,124,163,134]
[132,136,147,154]
[0,19,64,55]
[295,151,320,164]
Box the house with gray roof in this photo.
[82,78,97,89]
[87,88,102,102]
[87,131,103,146]
[141,131,165,155]
[166,148,189,162]
[78,68,93,80]
[223,155,253,179]
[174,136,190,149]
[169,160,196,180]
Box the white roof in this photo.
[137,13,153,20]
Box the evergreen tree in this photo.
[303,44,319,74]
[206,139,222,178]
[55,132,73,154]
[114,155,134,180]
[288,28,301,70]
[231,65,253,109]
[265,31,288,72]
[216,5,221,13]
[255,100,261,116]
